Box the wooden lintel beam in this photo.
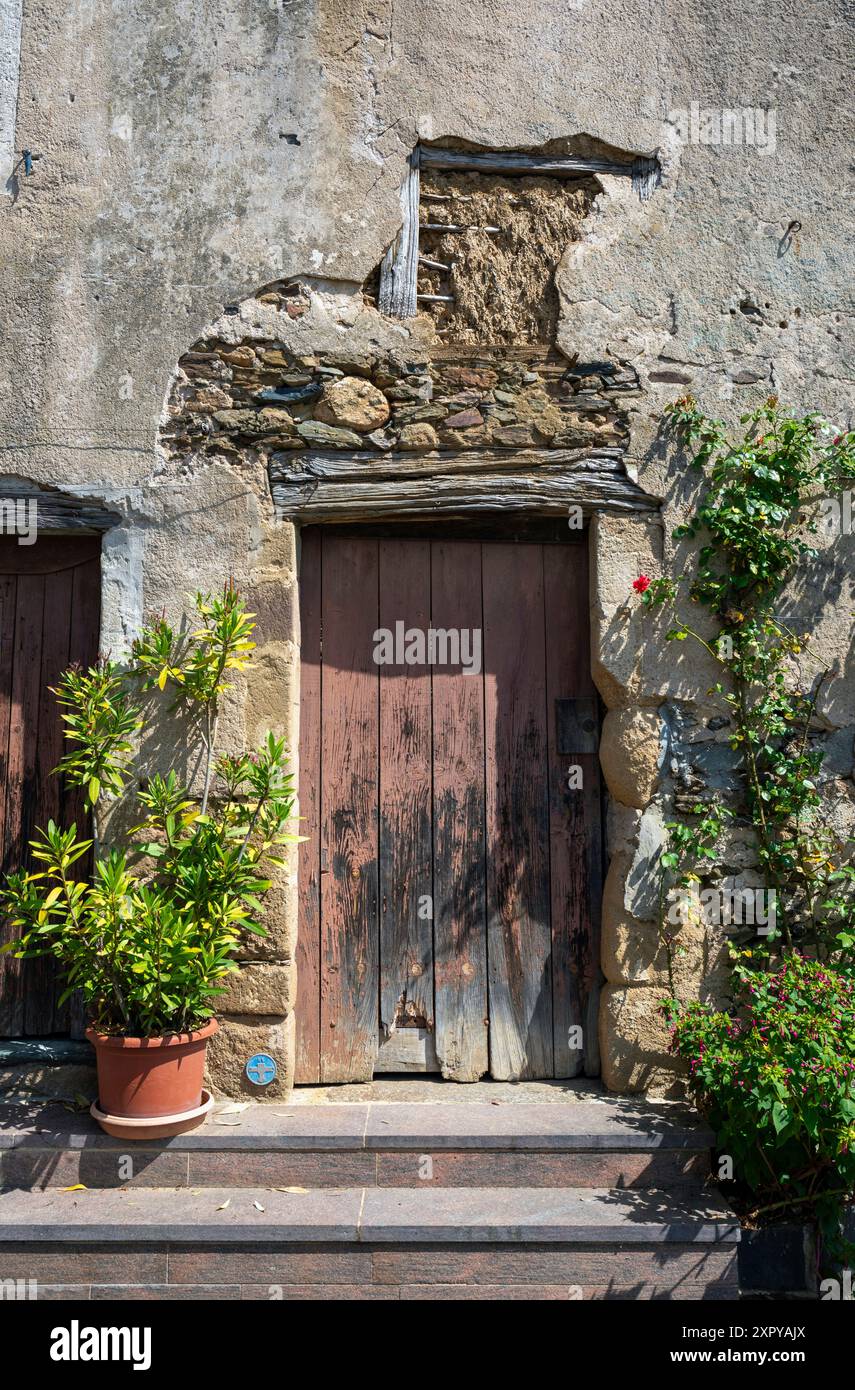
[269,447,627,485]
[270,460,659,522]
[420,223,501,233]
[419,146,661,201]
[0,492,119,533]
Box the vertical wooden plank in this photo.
[378,149,421,318]
[483,542,552,1079]
[24,569,73,1034]
[0,575,17,876]
[0,543,102,1038]
[544,541,602,1077]
[376,538,435,1068]
[65,554,101,1039]
[0,574,18,1032]
[295,528,322,1083]
[320,534,380,1082]
[67,554,101,669]
[0,573,45,1034]
[431,541,489,1081]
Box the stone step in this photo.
[0,1100,714,1191]
[0,1039,94,1067]
[0,1038,96,1105]
[0,1184,739,1300]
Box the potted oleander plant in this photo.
[0,585,299,1138]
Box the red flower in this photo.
[633,575,651,594]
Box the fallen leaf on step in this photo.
[216,1199,231,1211]
[59,1184,87,1192]
[275,1186,309,1194]
[215,1102,250,1125]
[253,1201,265,1211]
[61,1096,91,1114]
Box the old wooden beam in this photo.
[421,223,501,233]
[0,486,119,534]
[269,446,627,485]
[380,145,660,319]
[378,148,421,318]
[270,459,658,522]
[631,155,661,201]
[419,145,662,202]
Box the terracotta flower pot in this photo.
[86,1019,218,1123]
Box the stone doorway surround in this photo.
[158,322,682,1100]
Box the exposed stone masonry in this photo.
[162,332,638,466]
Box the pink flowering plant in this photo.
[664,956,855,1239]
[643,396,855,1251]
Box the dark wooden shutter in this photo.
[0,537,101,1036]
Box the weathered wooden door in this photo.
[296,529,602,1083]
[0,537,101,1036]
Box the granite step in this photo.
[0,1099,714,1191]
[0,1184,740,1300]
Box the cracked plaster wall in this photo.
[1,0,854,1095]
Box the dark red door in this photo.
[296,530,602,1083]
[0,537,101,1036]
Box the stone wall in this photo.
[591,509,855,1096]
[163,328,631,461]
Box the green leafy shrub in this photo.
[0,585,300,1037]
[647,397,855,959]
[645,397,855,1249]
[666,955,855,1245]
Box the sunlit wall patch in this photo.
[0,0,24,192]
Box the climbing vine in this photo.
[647,396,855,961]
[643,396,855,1256]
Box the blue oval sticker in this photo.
[245,1052,277,1086]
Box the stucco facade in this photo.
[2,0,853,1096]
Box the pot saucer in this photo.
[90,1088,214,1140]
